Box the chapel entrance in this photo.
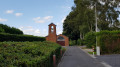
[57,36,65,46]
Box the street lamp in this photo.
[95,3,100,56]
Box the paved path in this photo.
[58,46,106,67]
[96,54,120,67]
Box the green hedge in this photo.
[84,32,96,48]
[0,23,23,34]
[0,33,45,42]
[69,40,76,46]
[96,30,120,54]
[0,41,61,67]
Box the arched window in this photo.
[51,26,54,33]
[57,36,65,41]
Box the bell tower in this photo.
[46,23,57,43]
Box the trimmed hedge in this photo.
[0,33,45,42]
[96,30,120,54]
[0,41,61,67]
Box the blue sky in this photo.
[0,0,74,36]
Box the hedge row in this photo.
[96,30,120,54]
[0,33,45,42]
[0,41,61,67]
[0,23,23,34]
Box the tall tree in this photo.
[92,0,120,30]
[63,0,120,40]
[63,0,95,40]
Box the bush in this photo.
[0,23,23,34]
[76,39,81,45]
[0,33,45,42]
[0,41,61,67]
[96,30,120,54]
[84,32,96,48]
[69,40,76,46]
[0,27,4,33]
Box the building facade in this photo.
[46,23,69,46]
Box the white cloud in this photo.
[57,26,63,35]
[0,18,8,22]
[15,13,23,16]
[33,17,41,21]
[33,16,53,23]
[19,26,47,36]
[43,16,53,20]
[36,20,45,23]
[61,17,66,23]
[6,10,14,14]
[56,22,63,35]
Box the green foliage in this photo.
[0,27,4,33]
[96,30,120,54]
[69,40,76,46]
[0,33,45,42]
[0,24,23,34]
[84,32,96,48]
[76,39,81,45]
[63,0,120,41]
[0,41,61,67]
[96,30,120,36]
[63,0,95,40]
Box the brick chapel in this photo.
[46,23,69,46]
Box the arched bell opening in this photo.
[51,26,54,33]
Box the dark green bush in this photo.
[96,30,120,54]
[0,27,4,33]
[0,41,61,67]
[0,24,23,34]
[0,33,45,42]
[84,32,96,48]
[69,40,76,46]
[76,39,81,45]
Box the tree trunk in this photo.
[80,32,82,40]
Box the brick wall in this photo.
[46,23,69,46]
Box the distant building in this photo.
[46,23,69,46]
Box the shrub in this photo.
[69,40,76,46]
[0,27,4,33]
[0,23,23,34]
[84,32,96,48]
[0,41,61,67]
[96,30,120,54]
[0,33,45,42]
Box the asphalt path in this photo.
[58,46,106,67]
[96,54,120,67]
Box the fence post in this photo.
[53,54,56,67]
[92,47,94,56]
[60,49,62,56]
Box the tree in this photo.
[63,0,95,40]
[63,0,120,41]
[0,27,4,33]
[0,24,23,34]
[92,0,120,30]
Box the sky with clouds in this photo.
[0,0,74,37]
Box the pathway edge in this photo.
[78,46,112,67]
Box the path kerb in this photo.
[79,47,112,67]
[57,46,68,67]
